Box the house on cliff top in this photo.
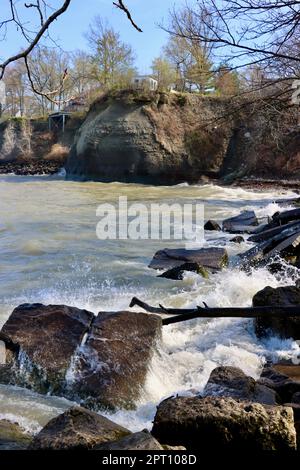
[133,75,158,91]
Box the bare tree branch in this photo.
[0,0,72,80]
[113,0,142,32]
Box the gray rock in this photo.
[204,366,277,405]
[222,211,258,233]
[30,406,131,450]
[149,247,228,271]
[152,396,296,450]
[253,286,300,339]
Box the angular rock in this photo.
[273,208,300,225]
[0,420,32,450]
[95,430,163,450]
[248,220,300,244]
[253,286,300,339]
[258,366,300,403]
[204,366,277,405]
[152,396,296,451]
[0,304,94,394]
[30,406,130,450]
[69,311,162,410]
[149,247,228,272]
[158,262,209,280]
[204,220,221,231]
[222,211,258,233]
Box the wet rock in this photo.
[267,262,286,274]
[0,420,32,450]
[230,236,244,243]
[70,311,162,410]
[158,262,209,280]
[253,286,300,339]
[204,220,221,231]
[222,210,258,233]
[291,392,300,404]
[149,247,228,272]
[0,303,94,394]
[30,406,130,450]
[204,366,277,405]
[152,396,296,451]
[0,305,161,411]
[258,365,300,403]
[95,430,163,450]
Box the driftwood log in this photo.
[129,297,300,326]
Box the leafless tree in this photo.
[0,0,140,102]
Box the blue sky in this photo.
[1,0,188,74]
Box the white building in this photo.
[0,80,5,115]
[133,75,158,91]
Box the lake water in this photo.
[0,174,299,433]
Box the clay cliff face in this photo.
[65,91,231,184]
[1,90,299,183]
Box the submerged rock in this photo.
[158,262,209,280]
[204,366,277,405]
[0,303,94,394]
[30,406,130,450]
[68,310,162,410]
[149,247,228,271]
[152,396,296,451]
[0,420,32,450]
[253,286,300,339]
[95,430,163,450]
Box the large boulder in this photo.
[204,366,277,405]
[253,286,300,339]
[95,430,163,450]
[0,305,162,410]
[0,420,32,450]
[30,406,130,450]
[0,303,94,393]
[152,396,296,451]
[68,310,162,410]
[149,247,228,272]
[222,211,258,233]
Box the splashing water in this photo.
[0,174,299,433]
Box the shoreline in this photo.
[0,161,300,192]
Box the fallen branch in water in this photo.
[129,297,300,326]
